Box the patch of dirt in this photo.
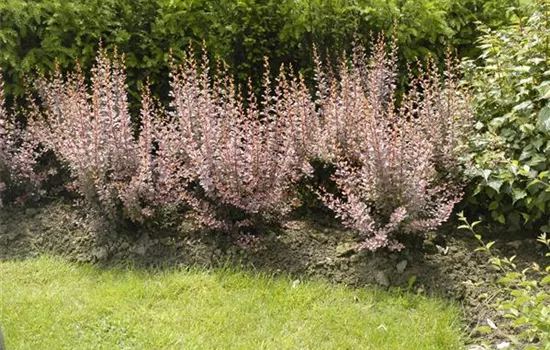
[1,200,548,346]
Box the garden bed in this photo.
[1,201,547,346]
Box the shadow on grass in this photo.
[2,200,544,304]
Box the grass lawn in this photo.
[0,256,464,349]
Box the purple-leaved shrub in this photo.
[156,51,318,229]
[31,47,319,230]
[0,70,41,206]
[8,40,470,247]
[315,38,472,251]
[34,47,157,221]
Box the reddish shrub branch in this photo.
[0,70,41,206]
[315,38,471,251]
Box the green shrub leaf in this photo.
[538,106,550,132]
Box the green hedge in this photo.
[463,0,550,231]
[1,0,519,107]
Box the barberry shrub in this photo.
[0,70,41,206]
[157,52,318,230]
[315,38,472,251]
[32,46,319,231]
[22,41,470,246]
[34,48,157,222]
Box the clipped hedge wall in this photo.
[1,0,519,108]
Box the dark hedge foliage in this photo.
[0,0,519,109]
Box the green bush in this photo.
[463,0,550,230]
[447,0,523,57]
[0,0,518,109]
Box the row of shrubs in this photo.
[2,0,550,246]
[0,36,471,251]
[1,0,520,109]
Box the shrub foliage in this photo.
[0,71,41,206]
[30,47,319,229]
[464,0,550,231]
[2,38,470,250]
[34,47,154,221]
[155,52,318,229]
[314,39,471,250]
[0,0,519,109]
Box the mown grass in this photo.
[0,256,464,349]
